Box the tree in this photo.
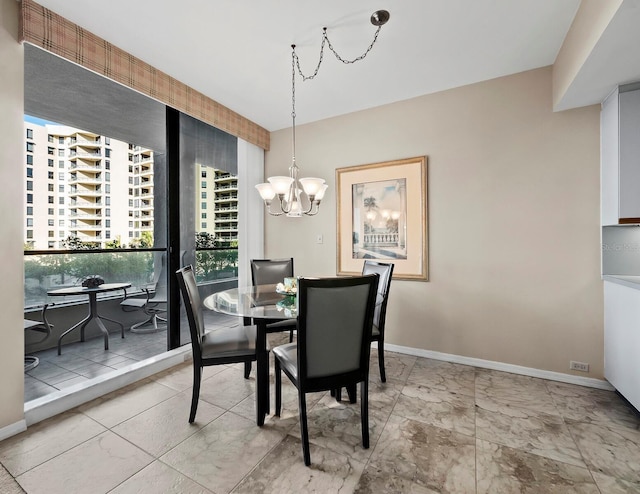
[129,231,153,249]
[62,235,98,250]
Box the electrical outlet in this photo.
[316,234,323,244]
[569,361,589,372]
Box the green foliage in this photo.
[129,231,153,249]
[62,235,99,250]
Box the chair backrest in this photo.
[250,258,294,286]
[297,275,378,389]
[175,265,205,357]
[362,260,394,330]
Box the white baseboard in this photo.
[0,419,27,442]
[378,342,615,391]
[24,346,191,427]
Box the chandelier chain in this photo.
[292,25,383,83]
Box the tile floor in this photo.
[4,331,640,493]
[24,311,230,403]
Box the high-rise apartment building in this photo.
[24,120,153,249]
[25,120,238,249]
[196,165,238,246]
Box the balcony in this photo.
[70,163,102,172]
[69,150,102,161]
[69,138,101,147]
[23,248,239,403]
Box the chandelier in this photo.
[256,10,391,217]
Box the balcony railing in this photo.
[24,248,238,307]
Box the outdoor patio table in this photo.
[48,282,131,355]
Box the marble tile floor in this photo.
[3,335,640,493]
[24,311,238,403]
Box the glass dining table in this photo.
[202,284,296,426]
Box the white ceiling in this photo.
[31,1,640,132]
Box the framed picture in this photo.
[336,156,428,281]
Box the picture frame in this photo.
[336,156,428,281]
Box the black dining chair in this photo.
[273,274,379,466]
[248,258,296,343]
[362,260,394,382]
[176,265,258,423]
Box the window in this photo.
[105,208,110,217]
[47,184,54,192]
[48,231,54,238]
[48,208,54,215]
[201,192,207,199]
[27,194,33,204]
[201,212,207,219]
[128,221,133,227]
[129,231,133,238]
[58,231,64,238]
[201,202,207,209]
[128,199,133,207]
[26,218,33,227]
[201,222,207,229]
[59,220,64,226]
[58,149,64,157]
[58,197,65,205]
[105,197,111,206]
[26,206,33,216]
[26,155,33,165]
[105,137,110,145]
[105,148,111,158]
[59,185,64,193]
[105,172,110,182]
[59,172,65,180]
[48,196,54,204]
[105,231,111,239]
[201,170,207,178]
[48,159,54,167]
[128,188,133,195]
[105,184,110,193]
[26,168,33,178]
[48,219,54,226]
[105,219,110,227]
[26,181,33,191]
[58,160,64,168]
[201,181,207,188]
[58,208,64,215]
[47,135,53,143]
[58,137,64,144]
[26,142,34,152]
[47,147,54,155]
[48,171,54,179]
[48,241,55,248]
[26,230,33,239]
[26,128,33,139]
[105,160,110,170]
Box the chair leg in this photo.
[244,361,251,379]
[346,383,357,404]
[289,329,294,343]
[189,364,202,423]
[275,358,282,417]
[378,339,386,383]
[361,379,370,449]
[298,391,311,466]
[334,388,342,402]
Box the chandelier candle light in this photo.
[256,9,391,217]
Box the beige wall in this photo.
[0,0,26,430]
[265,66,604,378]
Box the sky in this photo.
[24,114,59,126]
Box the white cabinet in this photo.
[604,281,640,411]
[601,84,640,225]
